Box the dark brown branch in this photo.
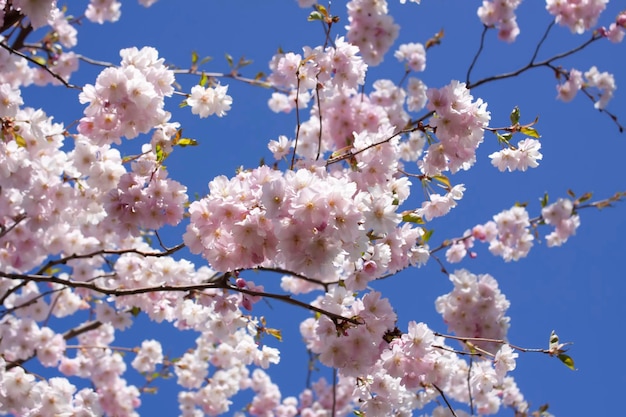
[530,20,556,64]
[252,266,330,290]
[468,33,601,90]
[432,384,458,417]
[466,25,489,86]
[0,271,359,326]
[36,243,185,275]
[0,41,80,89]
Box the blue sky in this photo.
[21,1,626,416]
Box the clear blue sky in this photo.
[22,1,626,416]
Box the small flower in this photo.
[187,84,233,118]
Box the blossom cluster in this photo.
[473,205,534,262]
[85,0,157,24]
[489,138,543,172]
[184,163,427,287]
[78,46,175,145]
[435,269,511,354]
[186,84,233,118]
[477,0,522,42]
[394,42,427,72]
[267,36,368,114]
[346,0,400,65]
[546,0,608,34]
[557,66,616,109]
[423,81,491,174]
[0,0,622,416]
[103,144,188,233]
[541,198,580,247]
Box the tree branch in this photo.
[0,270,360,326]
[0,41,80,89]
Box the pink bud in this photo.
[617,11,626,27]
[363,260,377,274]
[242,296,252,311]
[472,225,487,241]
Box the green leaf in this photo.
[316,4,329,17]
[308,11,324,21]
[177,138,198,147]
[199,56,212,65]
[432,174,451,189]
[155,144,165,163]
[191,50,198,65]
[238,56,253,68]
[130,306,141,317]
[577,192,592,203]
[558,353,576,370]
[265,328,282,342]
[520,126,540,138]
[32,56,47,66]
[549,330,559,349]
[14,133,26,148]
[510,106,521,125]
[496,132,512,144]
[225,53,233,68]
[422,228,434,243]
[540,192,549,208]
[199,72,208,87]
[179,99,189,108]
[402,212,424,224]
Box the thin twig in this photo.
[432,384,458,417]
[0,41,80,89]
[291,67,303,169]
[468,33,601,90]
[35,243,185,275]
[467,356,474,415]
[331,367,337,417]
[530,20,556,64]
[0,271,360,326]
[466,25,489,85]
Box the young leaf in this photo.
[155,144,165,163]
[308,11,324,21]
[316,4,328,17]
[549,330,559,350]
[496,132,513,144]
[577,192,592,203]
[510,106,521,125]
[402,212,424,224]
[177,138,198,147]
[521,126,541,138]
[558,353,576,370]
[422,228,434,243]
[14,133,26,148]
[225,53,233,68]
[432,174,451,189]
[265,328,282,342]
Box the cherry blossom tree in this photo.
[0,1,624,416]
